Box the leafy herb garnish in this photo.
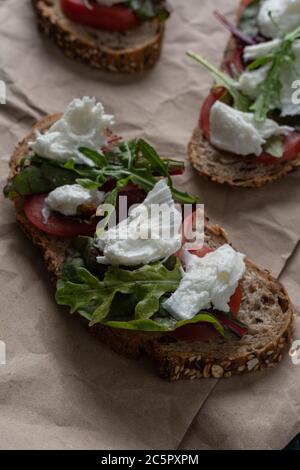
[251,25,300,121]
[4,138,195,205]
[56,257,224,335]
[187,51,251,111]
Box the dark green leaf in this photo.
[4,163,78,199]
[137,138,170,178]
[79,147,108,167]
[56,258,224,334]
[75,178,104,190]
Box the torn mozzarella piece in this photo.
[43,184,105,218]
[95,180,182,267]
[162,244,246,321]
[243,38,281,62]
[238,65,270,100]
[210,101,293,157]
[30,97,114,167]
[258,0,300,39]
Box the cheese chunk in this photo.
[44,184,105,217]
[210,101,292,157]
[162,244,246,321]
[258,0,300,38]
[243,38,281,62]
[238,65,270,100]
[95,180,182,267]
[30,97,114,167]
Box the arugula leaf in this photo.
[79,147,107,167]
[56,259,182,326]
[3,162,78,199]
[187,51,251,111]
[56,258,224,335]
[251,25,300,121]
[138,138,170,179]
[262,135,284,158]
[106,312,224,334]
[75,178,104,189]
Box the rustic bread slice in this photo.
[7,116,294,380]
[32,0,165,73]
[187,17,300,188]
[188,127,300,188]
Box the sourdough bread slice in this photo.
[32,0,165,73]
[7,116,294,380]
[187,18,300,188]
[188,127,300,188]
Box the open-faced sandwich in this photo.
[32,0,170,73]
[4,97,293,380]
[188,0,300,188]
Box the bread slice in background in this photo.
[7,116,294,380]
[189,127,300,188]
[32,0,165,73]
[187,22,300,188]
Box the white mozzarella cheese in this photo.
[95,180,182,267]
[162,244,246,321]
[210,101,292,157]
[44,184,105,217]
[258,0,300,38]
[30,97,114,167]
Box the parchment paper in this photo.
[0,0,299,450]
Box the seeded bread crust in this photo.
[7,116,294,380]
[187,14,300,188]
[32,0,165,73]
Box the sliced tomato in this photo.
[228,282,242,317]
[23,194,98,237]
[222,44,244,76]
[200,87,227,141]
[255,132,300,165]
[189,245,213,258]
[60,0,140,32]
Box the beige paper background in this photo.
[0,0,299,450]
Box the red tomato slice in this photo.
[228,282,242,316]
[255,132,300,165]
[200,87,227,141]
[189,245,214,258]
[60,0,140,32]
[223,44,244,77]
[23,194,98,237]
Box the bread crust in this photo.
[32,0,165,73]
[7,116,294,380]
[187,10,300,188]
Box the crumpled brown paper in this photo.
[0,0,299,450]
